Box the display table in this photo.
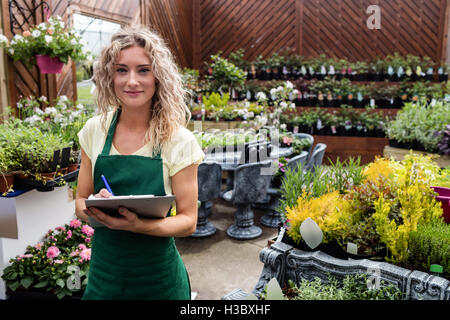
[0,185,76,300]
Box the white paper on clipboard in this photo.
[85,194,175,227]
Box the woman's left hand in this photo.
[83,206,142,232]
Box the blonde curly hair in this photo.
[92,24,190,152]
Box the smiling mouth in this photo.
[125,91,143,95]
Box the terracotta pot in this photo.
[36,172,57,181]
[67,163,79,173]
[0,172,14,194]
[35,55,64,74]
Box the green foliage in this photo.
[0,16,90,68]
[202,92,230,108]
[385,100,450,151]
[408,219,450,279]
[285,274,403,300]
[207,54,247,91]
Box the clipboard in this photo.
[85,194,175,228]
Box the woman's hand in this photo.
[84,188,143,232]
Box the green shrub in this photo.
[407,219,450,279]
[284,273,404,300]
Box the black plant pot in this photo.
[388,139,399,148]
[398,141,413,149]
[375,128,385,138]
[413,140,426,152]
[439,74,449,82]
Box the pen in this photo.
[101,175,115,196]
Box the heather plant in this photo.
[407,219,449,279]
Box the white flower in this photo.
[39,96,47,102]
[38,23,47,30]
[280,101,287,108]
[12,34,24,42]
[280,124,287,130]
[45,107,57,115]
[32,30,41,38]
[33,107,44,115]
[8,48,14,55]
[71,38,78,46]
[0,34,8,45]
[45,35,52,44]
[76,104,84,110]
[24,115,43,124]
[255,92,267,101]
[277,86,283,92]
[59,95,68,102]
[285,81,294,89]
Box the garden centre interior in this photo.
[0,0,449,302]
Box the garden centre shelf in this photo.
[13,169,79,193]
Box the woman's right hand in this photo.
[94,188,114,198]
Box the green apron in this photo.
[82,109,191,300]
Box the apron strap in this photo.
[101,109,121,155]
[99,108,162,159]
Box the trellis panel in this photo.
[193,0,447,69]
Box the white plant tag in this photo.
[346,242,358,255]
[300,218,323,249]
[293,126,299,133]
[370,98,375,107]
[266,278,284,300]
[276,227,285,242]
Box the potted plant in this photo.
[1,219,93,300]
[438,63,449,82]
[0,145,19,195]
[0,16,91,73]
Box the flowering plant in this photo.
[0,16,91,68]
[1,219,93,299]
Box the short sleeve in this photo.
[165,127,205,176]
[78,117,95,160]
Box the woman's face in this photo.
[113,45,156,110]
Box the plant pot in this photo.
[67,163,79,173]
[388,139,399,148]
[0,172,14,195]
[35,55,64,74]
[431,186,450,223]
[439,74,449,82]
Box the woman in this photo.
[75,25,204,300]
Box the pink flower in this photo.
[55,226,66,232]
[80,249,91,262]
[85,237,91,243]
[82,225,94,237]
[46,246,60,259]
[283,136,293,145]
[69,219,82,228]
[78,244,87,250]
[53,259,64,264]
[34,242,43,250]
[70,250,79,257]
[65,230,72,240]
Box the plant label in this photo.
[276,227,285,242]
[346,242,358,255]
[300,218,323,249]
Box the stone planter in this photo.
[223,241,450,300]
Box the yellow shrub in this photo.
[285,191,352,244]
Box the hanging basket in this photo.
[35,55,64,74]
